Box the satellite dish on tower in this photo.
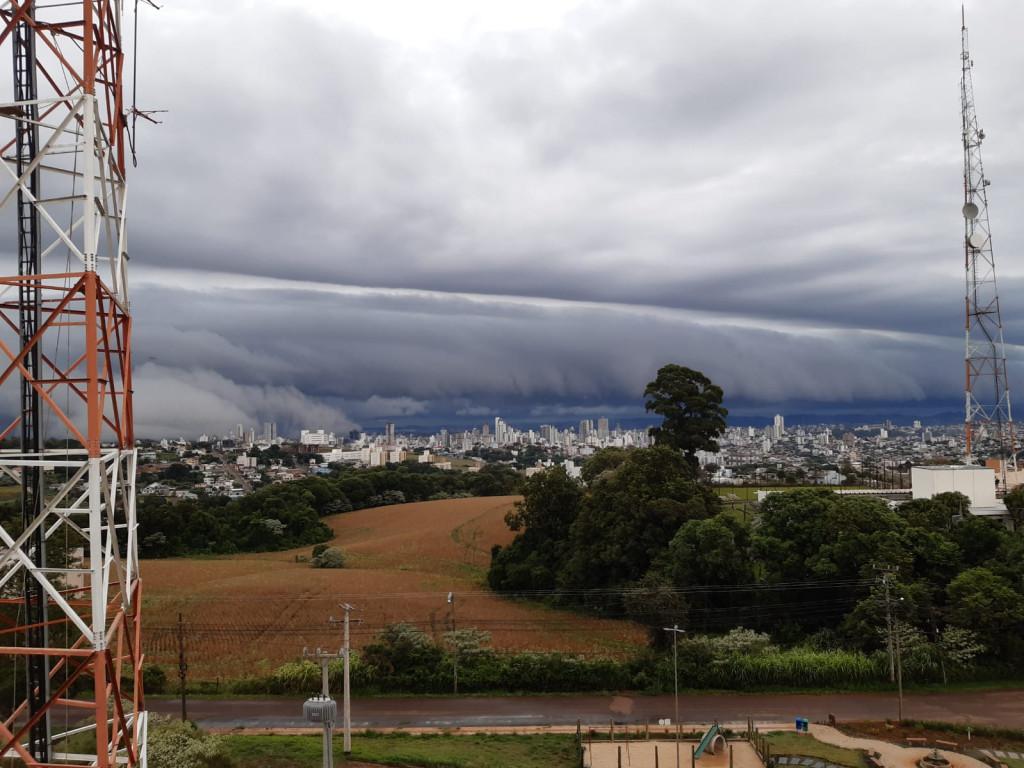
[968,232,988,249]
[963,202,980,219]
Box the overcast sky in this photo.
[114,0,1024,435]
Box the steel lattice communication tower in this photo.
[0,1,145,766]
[960,8,1016,477]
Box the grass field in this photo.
[764,732,866,767]
[220,732,578,768]
[141,496,647,679]
[715,486,868,502]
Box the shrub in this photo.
[311,543,329,559]
[143,664,168,695]
[147,717,232,768]
[311,546,345,569]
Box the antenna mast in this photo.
[0,1,145,765]
[960,7,1016,481]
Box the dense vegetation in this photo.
[488,364,1024,681]
[489,468,1024,679]
[163,621,997,698]
[138,463,520,558]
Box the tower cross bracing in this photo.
[0,1,144,766]
[960,9,1016,477]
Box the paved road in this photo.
[148,690,1024,729]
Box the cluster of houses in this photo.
[137,441,311,501]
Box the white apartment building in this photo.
[300,428,336,446]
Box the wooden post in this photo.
[730,744,734,768]
[691,742,696,768]
[656,745,660,768]
[611,719,615,742]
[618,745,622,768]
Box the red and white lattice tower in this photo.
[0,1,144,765]
[960,8,1016,480]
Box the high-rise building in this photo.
[494,416,510,445]
[385,422,396,446]
[300,429,336,446]
[597,417,610,440]
[579,419,592,440]
[773,414,785,440]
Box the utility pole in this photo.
[178,613,188,722]
[448,592,458,694]
[875,565,898,682]
[303,646,340,768]
[663,625,686,768]
[330,604,355,755]
[894,596,905,723]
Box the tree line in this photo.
[138,463,520,558]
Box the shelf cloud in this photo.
[112,0,1024,434]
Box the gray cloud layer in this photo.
[81,0,1024,434]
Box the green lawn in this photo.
[221,732,579,768]
[1003,760,1024,768]
[764,732,866,768]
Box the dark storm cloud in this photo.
[126,270,975,435]
[117,1,1024,431]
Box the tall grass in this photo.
[719,649,885,688]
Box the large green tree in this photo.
[644,364,727,467]
[946,567,1024,642]
[488,467,583,591]
[559,446,719,591]
[1003,485,1024,530]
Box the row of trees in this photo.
[139,463,520,557]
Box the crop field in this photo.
[141,496,647,679]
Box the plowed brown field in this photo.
[141,496,646,679]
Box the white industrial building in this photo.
[910,465,1007,519]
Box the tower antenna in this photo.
[961,9,1016,483]
[0,1,145,765]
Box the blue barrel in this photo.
[795,716,802,731]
